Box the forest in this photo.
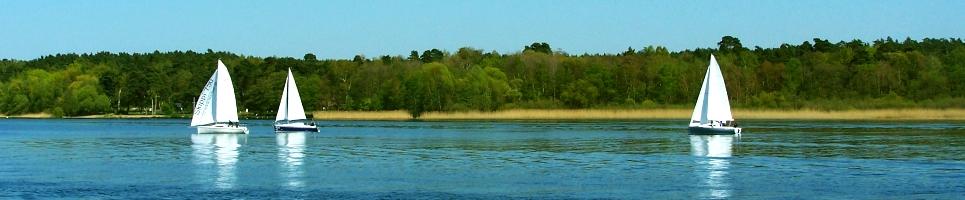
[0,36,963,118]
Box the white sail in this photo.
[691,55,734,124]
[705,55,734,121]
[191,70,218,126]
[275,68,307,122]
[191,60,240,126]
[691,67,710,124]
[214,60,240,123]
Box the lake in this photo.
[0,119,962,199]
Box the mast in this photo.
[211,65,219,123]
[284,69,290,123]
[700,69,711,124]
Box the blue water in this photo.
[0,119,962,199]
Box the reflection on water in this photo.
[191,134,246,189]
[690,135,735,199]
[277,132,308,189]
[2,119,964,199]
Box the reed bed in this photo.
[67,114,166,119]
[419,109,692,120]
[734,108,965,120]
[312,108,965,121]
[0,113,52,118]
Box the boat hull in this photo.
[688,125,741,135]
[197,125,249,134]
[274,123,319,132]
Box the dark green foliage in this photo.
[0,61,110,116]
[0,37,962,117]
[718,36,745,53]
[420,49,444,63]
[524,42,552,54]
[408,51,420,61]
[303,53,316,61]
[60,74,110,116]
[403,63,455,118]
[560,79,598,108]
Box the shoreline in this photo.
[311,108,965,121]
[0,113,167,119]
[2,108,963,121]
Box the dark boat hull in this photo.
[688,126,741,135]
[275,126,319,132]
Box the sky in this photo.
[1,0,963,60]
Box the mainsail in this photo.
[275,68,307,122]
[690,55,734,124]
[191,60,241,126]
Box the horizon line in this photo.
[5,36,961,61]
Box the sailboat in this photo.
[689,55,742,135]
[191,60,249,134]
[274,68,318,132]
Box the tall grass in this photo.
[735,109,965,120]
[313,108,965,120]
[420,109,693,120]
[0,113,52,118]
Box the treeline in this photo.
[1,36,963,117]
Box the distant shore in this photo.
[0,113,166,119]
[3,108,963,121]
[312,108,965,121]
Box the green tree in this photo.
[60,75,110,116]
[560,79,598,108]
[420,49,444,63]
[718,36,745,53]
[408,51,420,61]
[304,53,317,61]
[0,37,963,117]
[403,63,455,118]
[524,42,552,54]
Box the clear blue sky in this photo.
[1,0,963,60]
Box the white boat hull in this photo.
[688,124,741,135]
[197,124,249,134]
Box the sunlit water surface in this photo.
[0,119,962,199]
